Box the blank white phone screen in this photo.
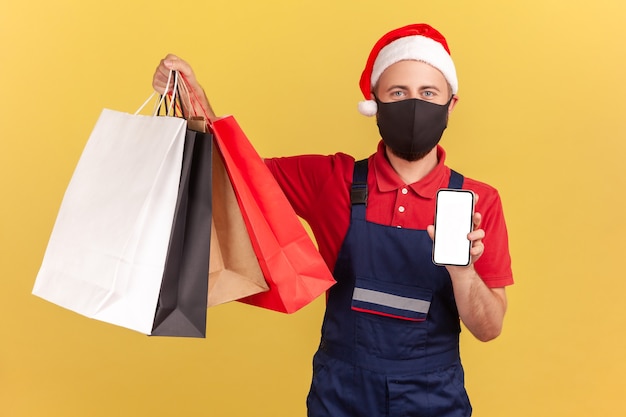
[433,189,474,266]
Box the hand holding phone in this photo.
[432,189,475,266]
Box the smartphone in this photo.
[432,189,475,266]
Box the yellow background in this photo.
[1,0,625,416]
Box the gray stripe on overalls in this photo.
[353,288,431,313]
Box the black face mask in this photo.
[376,97,452,161]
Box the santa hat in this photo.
[357,23,458,117]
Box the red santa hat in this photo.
[358,23,458,117]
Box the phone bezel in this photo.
[432,188,475,267]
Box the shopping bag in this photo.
[180,84,269,307]
[151,127,213,337]
[208,145,269,307]
[33,108,187,334]
[211,116,336,313]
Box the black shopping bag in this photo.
[151,126,212,337]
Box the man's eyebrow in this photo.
[419,85,442,91]
[384,84,410,92]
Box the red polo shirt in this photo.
[265,141,513,288]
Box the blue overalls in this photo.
[306,159,472,417]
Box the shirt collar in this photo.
[372,141,450,199]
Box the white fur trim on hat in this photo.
[357,100,378,116]
[371,35,458,95]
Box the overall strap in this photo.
[350,159,368,220]
[448,169,464,189]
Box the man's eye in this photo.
[423,91,434,97]
[392,91,404,97]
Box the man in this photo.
[153,23,513,417]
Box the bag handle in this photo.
[134,70,180,116]
[178,72,213,131]
[134,70,212,132]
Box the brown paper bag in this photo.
[208,144,269,306]
[187,116,207,133]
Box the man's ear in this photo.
[448,95,459,114]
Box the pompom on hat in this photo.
[358,23,458,116]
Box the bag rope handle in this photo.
[134,70,179,116]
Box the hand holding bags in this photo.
[33,70,336,337]
[34,74,214,336]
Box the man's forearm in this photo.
[450,268,507,342]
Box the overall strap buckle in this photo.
[351,159,368,206]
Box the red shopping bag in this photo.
[211,116,335,313]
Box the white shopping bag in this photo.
[33,108,187,334]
